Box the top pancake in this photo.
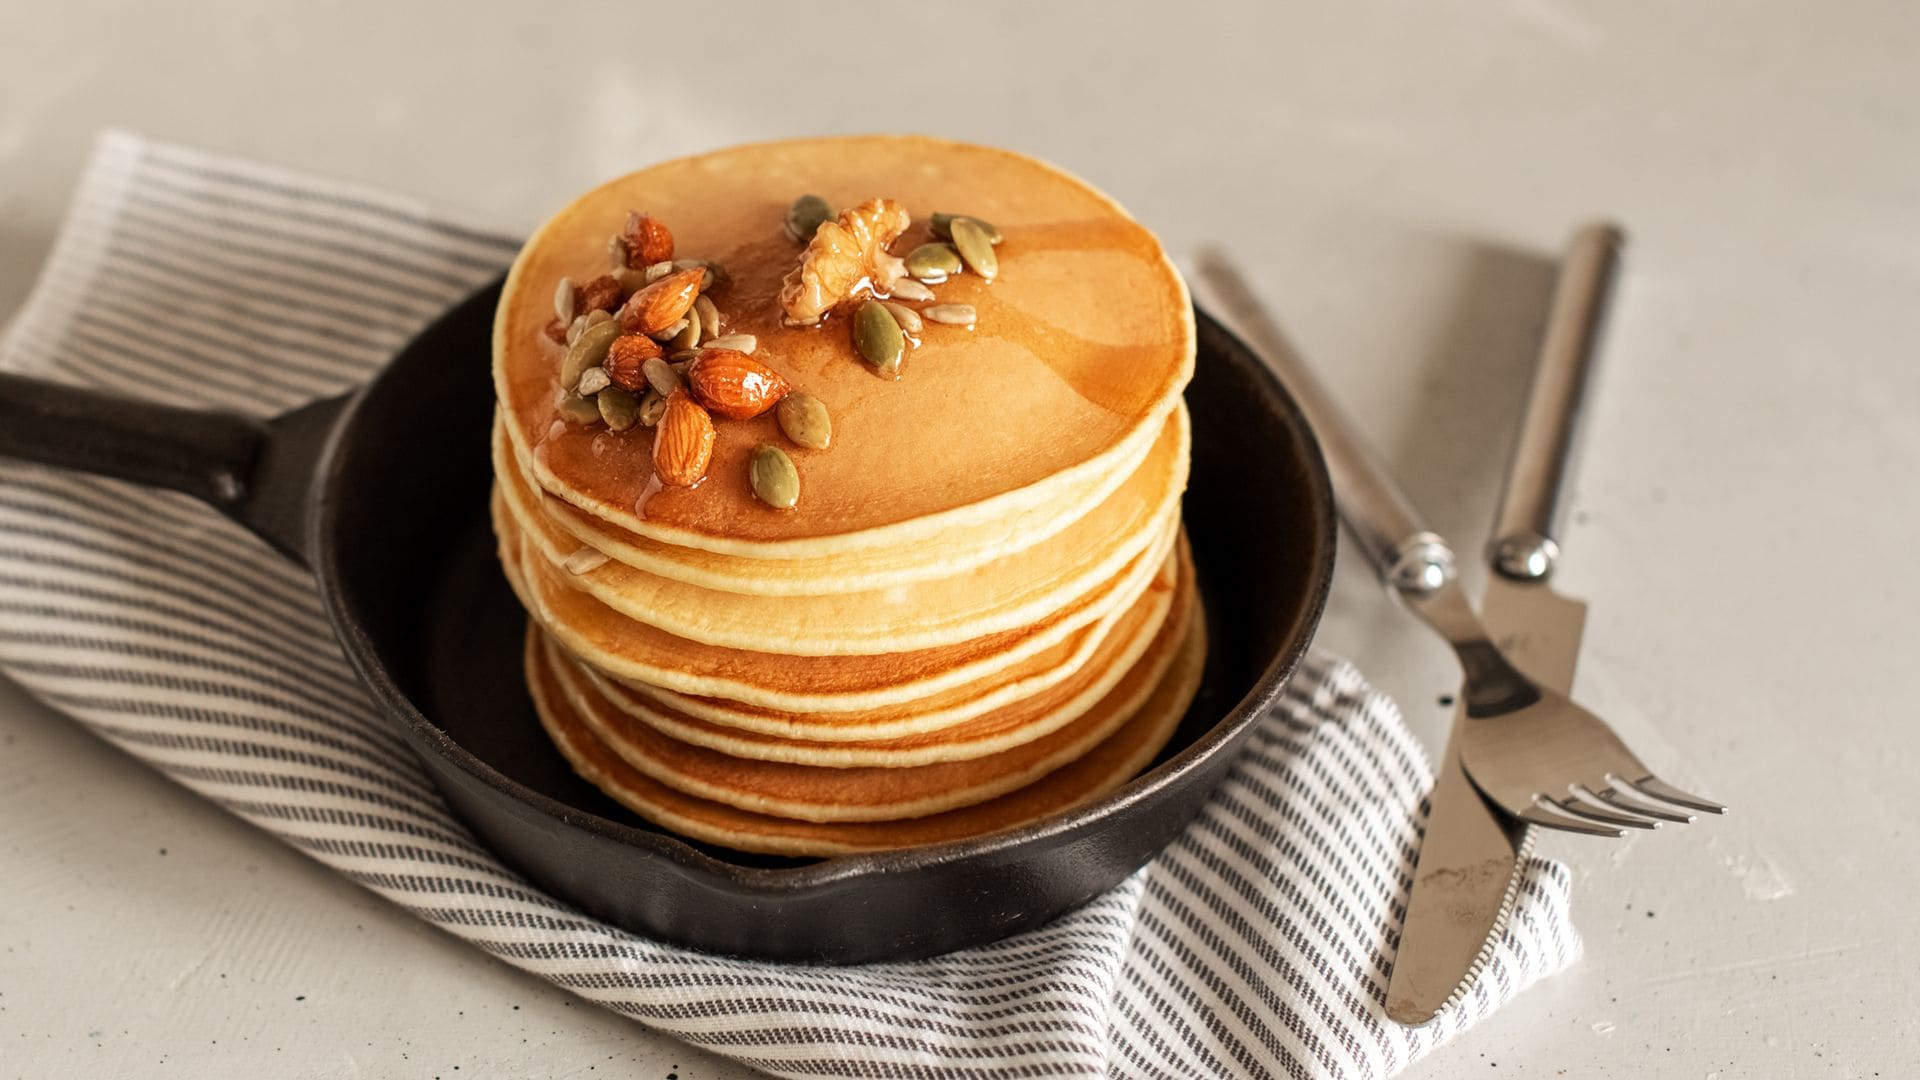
[494,135,1195,557]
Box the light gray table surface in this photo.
[2,2,1915,1077]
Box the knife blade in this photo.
[1384,222,1624,1024]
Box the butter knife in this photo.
[1384,222,1625,1024]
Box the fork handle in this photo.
[1489,222,1625,580]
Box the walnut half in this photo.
[778,196,910,326]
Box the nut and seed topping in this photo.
[564,547,611,575]
[882,300,923,335]
[577,273,623,313]
[607,235,630,272]
[643,260,675,283]
[748,444,800,510]
[904,242,961,283]
[575,367,612,397]
[784,194,833,242]
[603,333,664,392]
[932,213,1002,244]
[653,390,716,487]
[562,319,626,390]
[618,267,705,336]
[553,277,578,323]
[670,305,702,351]
[597,385,641,431]
[556,392,601,425]
[623,212,675,266]
[853,298,906,375]
[776,391,832,450]
[922,303,978,327]
[703,333,757,354]
[694,295,721,338]
[779,197,911,325]
[949,217,998,281]
[687,349,790,420]
[544,318,569,345]
[638,389,668,427]
[887,278,935,302]
[642,356,683,397]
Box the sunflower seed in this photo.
[553,277,577,323]
[615,268,647,292]
[922,303,978,327]
[650,318,688,343]
[703,333,757,354]
[888,278,935,302]
[673,258,728,291]
[557,392,601,425]
[748,443,800,509]
[905,243,961,283]
[562,319,625,389]
[670,305,701,351]
[932,213,1002,244]
[584,308,612,329]
[785,195,833,242]
[645,261,674,283]
[564,546,611,574]
[949,218,998,281]
[638,389,668,427]
[642,356,683,397]
[576,367,612,396]
[597,386,640,431]
[882,301,923,336]
[607,235,630,271]
[853,299,905,374]
[565,313,590,346]
[694,295,721,338]
[776,391,831,450]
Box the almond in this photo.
[686,349,791,420]
[576,273,623,314]
[603,334,664,393]
[624,212,675,266]
[652,390,715,487]
[542,318,569,345]
[618,268,705,336]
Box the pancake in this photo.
[584,538,1190,764]
[494,136,1193,558]
[498,491,1179,712]
[545,568,1188,822]
[497,407,1188,654]
[525,595,1208,856]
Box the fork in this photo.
[1193,244,1724,835]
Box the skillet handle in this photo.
[0,371,346,565]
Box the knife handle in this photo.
[1191,252,1456,598]
[1489,222,1625,581]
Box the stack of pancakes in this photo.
[489,137,1204,856]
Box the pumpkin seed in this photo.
[645,260,674,283]
[931,213,1002,244]
[562,319,625,389]
[607,235,630,272]
[905,242,961,283]
[584,309,612,329]
[882,301,923,336]
[776,391,831,450]
[785,195,833,242]
[888,278,935,302]
[575,367,612,396]
[553,277,577,323]
[949,218,998,281]
[556,392,601,425]
[670,305,702,351]
[638,389,668,427]
[642,356,683,397]
[922,303,978,327]
[703,333,757,354]
[748,443,800,509]
[597,386,640,431]
[853,299,905,374]
[564,546,611,575]
[694,295,721,338]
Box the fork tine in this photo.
[1547,795,1659,830]
[1631,776,1727,815]
[1519,804,1627,838]
[1596,784,1695,824]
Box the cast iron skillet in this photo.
[0,283,1334,963]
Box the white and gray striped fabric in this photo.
[0,132,1580,1079]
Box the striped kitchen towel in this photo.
[0,132,1579,1079]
